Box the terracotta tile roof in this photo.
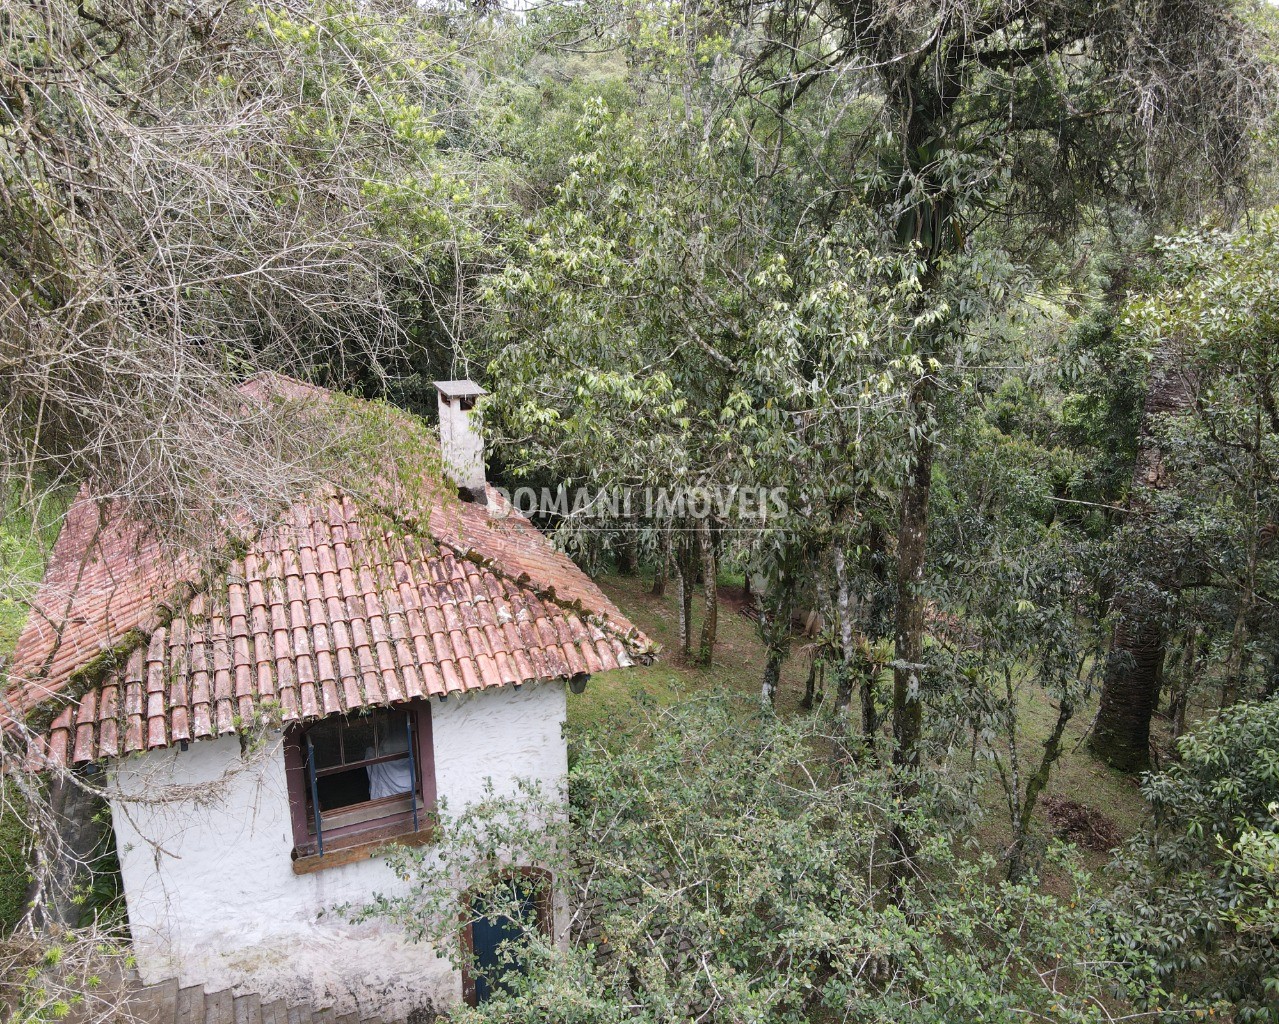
[5,380,654,766]
[4,497,206,716]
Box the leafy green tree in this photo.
[1228,804,1279,976]
[1095,214,1279,768]
[1114,697,1279,1020]
[737,0,1271,832]
[931,411,1106,880]
[480,85,782,663]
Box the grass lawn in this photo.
[580,570,1152,877]
[567,574,815,732]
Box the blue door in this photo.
[469,881,540,1004]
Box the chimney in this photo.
[434,379,488,502]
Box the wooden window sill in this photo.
[318,791,421,831]
[291,825,434,875]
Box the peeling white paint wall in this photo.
[109,682,568,1019]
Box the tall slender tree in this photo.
[741,0,1270,816]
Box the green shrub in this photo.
[368,692,1163,1024]
[1114,696,1279,1021]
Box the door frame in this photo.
[460,866,554,1007]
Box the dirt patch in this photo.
[1043,795,1125,853]
[718,584,753,616]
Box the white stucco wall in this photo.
[108,682,568,1018]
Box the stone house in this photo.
[3,376,653,1018]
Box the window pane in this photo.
[377,709,410,757]
[367,756,412,799]
[345,715,377,763]
[308,719,342,769]
[317,765,371,811]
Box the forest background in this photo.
[3,0,1279,1020]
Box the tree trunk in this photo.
[1092,341,1193,772]
[860,670,879,744]
[1092,609,1164,772]
[885,378,936,879]
[652,525,671,596]
[859,524,888,745]
[892,392,934,776]
[617,531,639,576]
[889,385,934,879]
[1170,627,1197,743]
[802,574,831,711]
[757,592,790,705]
[675,533,695,661]
[695,517,717,666]
[757,598,787,710]
[1263,650,1279,700]
[833,548,856,713]
[1222,598,1251,707]
[1223,495,1258,705]
[1006,693,1074,882]
[801,653,824,710]
[761,644,785,706]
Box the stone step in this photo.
[134,978,180,1024]
[206,988,236,1024]
[235,993,263,1024]
[177,984,205,1023]
[261,998,290,1024]
[124,975,409,1024]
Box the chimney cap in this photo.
[434,379,487,400]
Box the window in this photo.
[284,700,435,864]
